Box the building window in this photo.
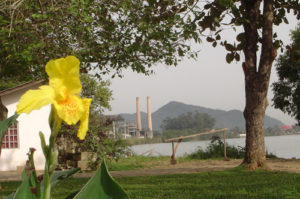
[1,122,18,149]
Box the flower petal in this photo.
[17,86,55,114]
[53,95,84,125]
[46,56,82,96]
[77,98,92,140]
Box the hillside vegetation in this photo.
[121,101,284,132]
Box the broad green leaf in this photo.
[50,168,80,188]
[12,172,37,199]
[72,161,129,199]
[40,162,80,193]
[4,161,38,199]
[0,114,18,143]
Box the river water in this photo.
[131,134,300,159]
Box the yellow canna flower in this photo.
[16,56,92,140]
[77,98,92,140]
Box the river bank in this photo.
[131,134,300,159]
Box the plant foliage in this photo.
[161,111,215,140]
[189,136,245,159]
[0,0,198,87]
[272,24,300,125]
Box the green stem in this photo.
[28,149,41,198]
[43,166,51,199]
[42,107,61,199]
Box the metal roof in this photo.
[0,79,45,97]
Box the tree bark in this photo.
[0,97,8,157]
[0,97,7,121]
[243,76,269,169]
[241,0,275,170]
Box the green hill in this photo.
[120,101,284,132]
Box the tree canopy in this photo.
[161,111,215,140]
[161,111,215,131]
[272,24,300,125]
[0,0,197,89]
[80,74,113,113]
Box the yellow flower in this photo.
[17,56,92,140]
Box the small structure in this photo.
[136,97,142,131]
[117,122,141,139]
[0,80,51,171]
[134,96,153,139]
[165,128,228,164]
[239,133,246,138]
[146,96,153,139]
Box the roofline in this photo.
[0,79,45,97]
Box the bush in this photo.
[189,136,277,160]
[188,136,245,159]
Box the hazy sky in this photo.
[103,16,298,126]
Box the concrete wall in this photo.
[0,85,51,171]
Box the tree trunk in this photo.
[241,0,274,170]
[0,97,8,157]
[243,76,269,169]
[0,97,7,121]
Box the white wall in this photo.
[0,85,51,171]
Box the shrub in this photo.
[189,136,277,160]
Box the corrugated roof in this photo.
[0,79,45,97]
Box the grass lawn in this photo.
[108,156,172,171]
[1,166,300,199]
[108,155,200,171]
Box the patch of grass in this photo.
[1,168,300,199]
[108,155,171,171]
[124,137,162,145]
[123,167,300,199]
[118,168,300,199]
[0,181,21,196]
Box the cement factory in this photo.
[110,96,153,139]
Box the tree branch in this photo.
[258,0,275,75]
[242,0,262,75]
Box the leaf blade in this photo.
[72,161,129,199]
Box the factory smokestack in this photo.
[136,97,142,131]
[147,96,152,132]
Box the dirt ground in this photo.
[1,159,300,181]
[75,158,300,178]
[155,158,300,173]
[109,158,300,177]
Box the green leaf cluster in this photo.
[161,111,215,131]
[80,74,113,113]
[161,111,215,140]
[4,161,128,199]
[192,0,300,63]
[2,0,299,83]
[272,24,300,125]
[0,0,199,83]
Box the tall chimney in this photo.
[136,97,142,131]
[147,96,153,132]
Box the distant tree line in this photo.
[161,111,215,140]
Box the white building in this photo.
[0,80,51,171]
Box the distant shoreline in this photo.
[127,133,300,146]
